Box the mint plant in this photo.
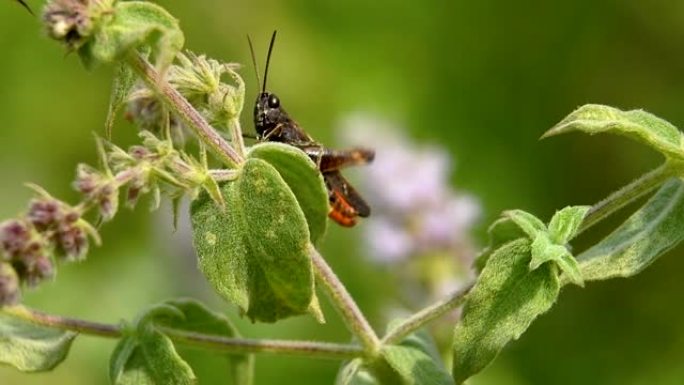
[2,1,684,384]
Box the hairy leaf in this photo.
[336,359,380,385]
[379,327,453,385]
[0,312,76,372]
[248,142,329,245]
[530,235,583,286]
[109,327,195,385]
[191,158,320,322]
[503,210,546,238]
[475,216,526,272]
[79,1,184,69]
[547,206,590,244]
[452,239,560,384]
[543,104,684,160]
[105,62,137,137]
[155,299,253,385]
[338,322,452,385]
[578,178,684,280]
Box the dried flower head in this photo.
[43,0,94,49]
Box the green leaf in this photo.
[475,209,546,272]
[530,235,584,287]
[155,299,253,385]
[248,142,329,245]
[379,327,453,385]
[79,2,184,68]
[543,104,684,160]
[502,210,546,238]
[109,327,196,385]
[0,311,77,372]
[578,178,684,281]
[336,359,380,385]
[452,239,560,384]
[191,158,320,323]
[106,62,137,137]
[547,206,590,244]
[339,322,452,385]
[475,216,526,272]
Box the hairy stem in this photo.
[577,162,677,235]
[309,246,381,357]
[1,306,362,360]
[381,281,474,345]
[126,52,243,168]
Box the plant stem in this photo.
[164,329,362,360]
[126,52,243,168]
[577,162,677,235]
[2,306,120,338]
[381,281,474,345]
[309,246,382,357]
[1,306,362,360]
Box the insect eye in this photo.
[268,95,280,108]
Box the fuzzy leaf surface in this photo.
[452,239,560,384]
[544,104,684,160]
[578,178,684,280]
[248,142,329,245]
[79,1,184,68]
[0,312,76,372]
[191,158,319,322]
[155,299,253,385]
[109,327,195,385]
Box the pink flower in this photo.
[338,113,481,265]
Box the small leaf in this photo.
[543,104,684,160]
[191,158,319,322]
[578,178,684,281]
[109,327,196,385]
[155,299,254,385]
[530,235,584,287]
[248,142,329,245]
[336,359,379,385]
[452,239,560,384]
[79,2,184,68]
[547,205,590,244]
[379,326,453,385]
[475,216,526,272]
[502,210,547,238]
[106,62,137,137]
[339,321,452,385]
[0,311,77,372]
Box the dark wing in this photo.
[323,171,370,218]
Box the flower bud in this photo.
[97,184,120,221]
[43,0,93,49]
[57,224,89,261]
[23,255,55,287]
[0,262,20,306]
[27,199,60,229]
[0,220,31,258]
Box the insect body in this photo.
[249,32,374,227]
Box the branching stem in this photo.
[126,52,243,168]
[309,246,382,357]
[577,162,677,235]
[1,306,362,360]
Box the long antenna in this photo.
[262,30,278,93]
[246,35,261,93]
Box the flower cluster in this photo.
[339,114,480,304]
[127,52,245,142]
[0,191,96,305]
[0,130,228,306]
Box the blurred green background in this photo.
[2,0,684,384]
